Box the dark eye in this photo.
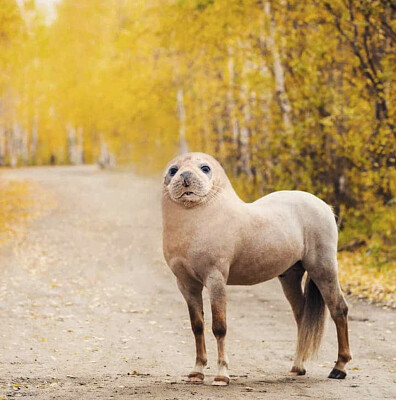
[169,166,178,176]
[200,165,211,174]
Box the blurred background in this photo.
[0,0,395,304]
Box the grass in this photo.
[338,251,396,308]
[338,203,396,308]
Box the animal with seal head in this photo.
[161,152,352,386]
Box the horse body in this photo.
[162,153,352,385]
[165,190,336,287]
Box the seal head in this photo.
[162,152,229,208]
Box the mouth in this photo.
[172,189,206,202]
[180,191,194,198]
[176,191,203,200]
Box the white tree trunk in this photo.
[201,116,210,152]
[9,123,22,168]
[67,125,84,165]
[67,125,76,164]
[0,123,5,166]
[177,88,188,154]
[258,16,273,133]
[226,46,240,150]
[98,134,116,169]
[30,115,38,162]
[239,62,253,177]
[215,118,226,160]
[21,128,29,165]
[265,2,293,134]
[76,127,84,164]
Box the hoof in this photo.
[328,368,347,379]
[212,375,230,386]
[290,366,306,376]
[187,372,204,383]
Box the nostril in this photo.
[180,171,192,187]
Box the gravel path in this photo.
[0,166,395,399]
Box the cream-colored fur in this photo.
[162,152,351,385]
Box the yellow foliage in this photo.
[339,251,396,308]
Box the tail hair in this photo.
[296,277,328,361]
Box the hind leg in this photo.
[278,262,306,375]
[304,256,352,379]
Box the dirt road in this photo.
[0,166,395,399]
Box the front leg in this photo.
[177,278,207,383]
[206,270,229,386]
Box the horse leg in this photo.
[303,256,352,379]
[278,262,306,375]
[177,278,207,383]
[206,270,229,386]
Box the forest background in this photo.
[0,0,395,305]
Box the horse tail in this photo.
[296,277,328,361]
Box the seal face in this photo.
[162,153,217,208]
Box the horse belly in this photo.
[226,244,300,286]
